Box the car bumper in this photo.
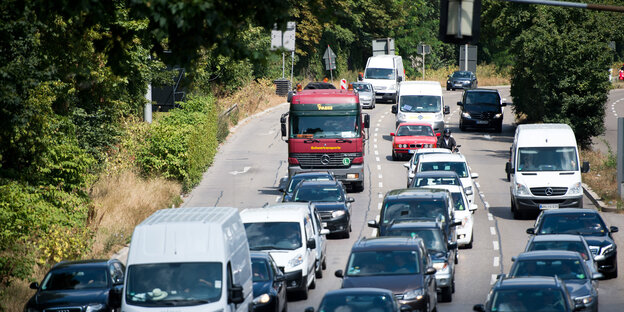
[252,296,279,312]
[360,98,374,108]
[374,91,397,103]
[288,165,364,186]
[461,117,502,128]
[394,146,436,155]
[456,226,473,246]
[320,213,350,233]
[435,271,453,288]
[448,82,472,89]
[396,296,430,312]
[512,194,583,212]
[282,269,305,292]
[596,252,617,273]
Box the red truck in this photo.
[281,84,370,192]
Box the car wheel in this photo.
[495,123,503,133]
[446,86,450,91]
[352,182,364,192]
[392,151,397,161]
[315,261,323,278]
[466,232,474,249]
[606,262,618,279]
[440,286,452,302]
[300,282,309,300]
[309,276,316,289]
[322,257,327,270]
[460,120,466,132]
[343,228,351,239]
[511,199,522,220]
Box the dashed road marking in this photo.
[378,202,382,210]
[475,182,480,188]
[375,127,379,131]
[488,213,494,221]
[490,227,496,235]
[378,174,383,179]
[491,274,498,285]
[493,241,500,251]
[493,257,500,267]
[275,196,281,202]
[374,144,378,149]
[376,157,380,162]
[379,182,383,188]
[484,202,490,209]
[378,193,383,198]
[374,138,378,143]
[374,150,379,155]
[376,123,380,127]
[377,165,382,170]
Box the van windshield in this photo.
[400,96,441,113]
[245,222,303,250]
[517,147,578,172]
[125,262,222,307]
[365,68,395,80]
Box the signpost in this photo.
[270,22,296,81]
[323,45,337,82]
[418,43,431,80]
[459,44,477,73]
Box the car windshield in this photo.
[451,192,466,211]
[346,250,420,276]
[419,161,468,178]
[245,222,302,250]
[353,84,372,92]
[125,262,222,307]
[383,198,448,224]
[452,71,472,78]
[41,267,108,290]
[251,259,270,282]
[528,241,590,260]
[491,288,567,312]
[386,228,447,254]
[290,115,360,139]
[294,186,343,202]
[465,92,500,106]
[396,125,434,137]
[365,68,394,80]
[319,294,396,312]
[412,176,461,187]
[287,175,332,193]
[517,147,579,172]
[400,96,441,113]
[511,259,587,280]
[538,214,607,236]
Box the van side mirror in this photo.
[444,106,450,115]
[367,220,379,228]
[457,101,463,106]
[335,270,344,278]
[610,226,618,233]
[228,284,245,304]
[287,91,294,103]
[470,204,478,212]
[398,76,403,82]
[526,228,535,235]
[447,242,458,249]
[364,114,371,129]
[307,238,316,249]
[347,197,355,203]
[403,163,410,169]
[581,161,590,173]
[281,123,287,138]
[471,173,479,179]
[473,304,486,312]
[392,105,397,114]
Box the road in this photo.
[593,88,624,154]
[182,87,624,311]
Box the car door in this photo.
[304,216,316,280]
[109,262,125,308]
[423,252,437,310]
[311,208,326,265]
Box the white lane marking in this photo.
[378,174,383,179]
[376,215,380,222]
[275,196,281,202]
[374,144,378,149]
[374,138,378,143]
[377,123,380,127]
[375,132,379,137]
[385,111,389,115]
[371,229,377,237]
[379,193,383,198]
[229,166,251,175]
[483,134,492,140]
[375,127,379,131]
[475,182,480,188]
[491,274,498,285]
[374,150,379,155]
[379,182,383,188]
[378,203,382,210]
[488,213,494,221]
[493,241,500,250]
[377,165,382,170]
[376,157,380,162]
[490,227,496,235]
[493,257,500,267]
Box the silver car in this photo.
[353,82,375,109]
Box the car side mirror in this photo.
[465,188,473,196]
[592,272,604,280]
[444,106,450,115]
[278,177,288,192]
[425,267,436,275]
[305,308,315,312]
[228,284,245,304]
[392,105,398,114]
[113,276,124,285]
[473,304,486,312]
[581,161,590,173]
[367,220,379,228]
[526,228,535,235]
[403,163,410,169]
[335,269,344,278]
[29,282,39,290]
[320,229,330,235]
[470,204,478,212]
[610,226,618,233]
[511,256,517,262]
[436,132,441,137]
[457,101,463,106]
[390,132,396,136]
[307,238,316,249]
[287,91,294,103]
[347,197,355,203]
[471,173,479,179]
[447,242,458,249]
[364,114,370,129]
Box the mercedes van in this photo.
[363,55,405,103]
[506,124,590,219]
[123,207,253,312]
[392,81,449,135]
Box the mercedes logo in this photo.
[320,154,331,165]
[545,187,553,196]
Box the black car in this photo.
[335,237,438,312]
[473,276,580,312]
[24,259,125,312]
[383,221,457,302]
[446,71,477,91]
[458,89,509,132]
[508,250,601,312]
[526,208,619,278]
[292,180,354,238]
[524,234,600,276]
[251,252,287,312]
[305,288,409,312]
[279,171,336,202]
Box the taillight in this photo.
[352,157,363,164]
[288,157,299,164]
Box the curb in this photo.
[583,183,618,213]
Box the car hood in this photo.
[313,202,347,211]
[363,78,396,89]
[564,280,593,299]
[393,136,437,144]
[253,281,273,298]
[464,105,500,114]
[429,251,449,262]
[33,289,108,306]
[450,77,471,82]
[583,236,613,249]
[358,91,374,97]
[342,275,424,293]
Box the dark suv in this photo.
[24,259,125,312]
[458,89,509,132]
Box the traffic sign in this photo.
[340,79,347,89]
[323,46,337,70]
[418,44,431,55]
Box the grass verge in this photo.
[581,148,622,210]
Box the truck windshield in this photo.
[400,96,441,113]
[365,68,395,80]
[291,115,360,139]
[125,262,222,307]
[245,222,302,250]
[517,147,578,172]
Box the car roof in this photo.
[52,259,115,269]
[323,287,395,297]
[516,250,583,260]
[414,171,461,178]
[397,122,434,127]
[418,153,467,162]
[413,148,452,155]
[291,171,333,178]
[453,70,473,74]
[464,88,498,94]
[421,185,463,193]
[496,276,563,289]
[296,180,341,188]
[388,220,442,230]
[352,237,425,252]
[540,208,598,215]
[385,188,450,199]
[530,234,584,242]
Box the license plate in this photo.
[539,204,559,209]
[476,120,488,124]
[376,95,383,99]
[408,149,417,154]
[455,84,462,87]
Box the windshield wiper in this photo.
[336,139,352,143]
[303,139,320,143]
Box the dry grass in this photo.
[580,149,621,209]
[1,266,48,312]
[425,64,510,87]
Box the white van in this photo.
[122,207,253,312]
[391,81,450,135]
[266,202,329,278]
[363,55,405,103]
[506,123,590,219]
[240,206,318,299]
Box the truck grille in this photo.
[530,187,568,196]
[291,153,362,169]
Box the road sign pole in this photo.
[291,51,294,83]
[282,52,285,78]
[423,53,426,80]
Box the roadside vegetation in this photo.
[581,148,622,210]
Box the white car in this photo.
[403,148,452,187]
[416,153,479,204]
[422,184,477,248]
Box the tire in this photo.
[511,199,522,220]
[460,120,467,132]
[315,261,323,278]
[322,257,327,270]
[606,262,618,279]
[309,276,316,289]
[392,151,397,161]
[343,228,351,239]
[300,282,309,300]
[495,123,503,133]
[440,286,452,302]
[446,86,450,91]
[352,182,364,193]
[466,232,474,249]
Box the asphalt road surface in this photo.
[182,86,624,312]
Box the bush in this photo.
[137,95,218,191]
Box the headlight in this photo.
[332,210,346,218]
[85,304,105,312]
[462,112,471,118]
[253,293,271,305]
[388,85,396,91]
[397,112,406,120]
[516,183,530,196]
[403,288,425,300]
[432,262,448,271]
[601,244,615,255]
[494,113,503,118]
[569,182,583,195]
[288,254,304,268]
[574,295,594,306]
[435,112,443,120]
